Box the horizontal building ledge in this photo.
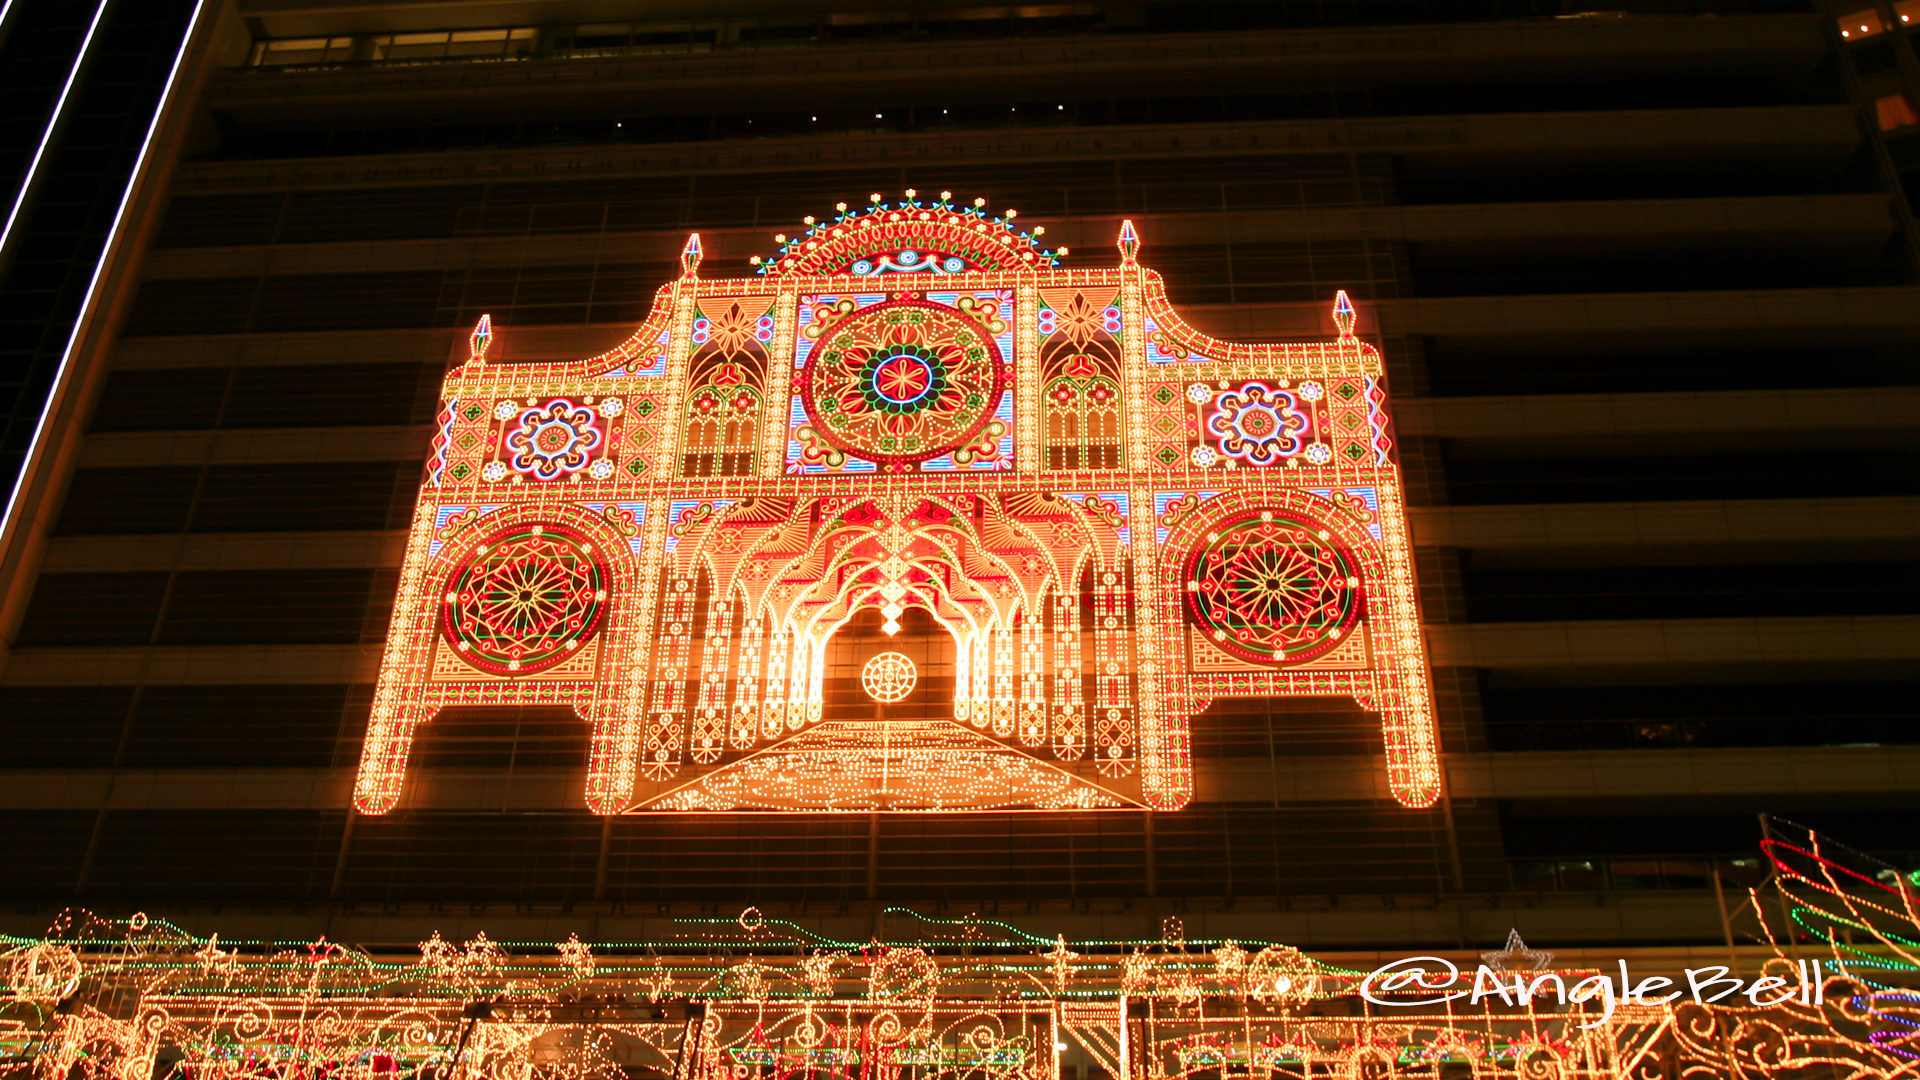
[43,530,409,572]
[1428,614,1920,673]
[41,497,1920,573]
[7,743,1908,812]
[6,615,1912,685]
[73,385,1916,469]
[1229,287,1920,348]
[140,194,1898,279]
[112,286,1920,369]
[174,105,1859,195]
[0,884,1734,953]
[1206,744,1920,803]
[0,642,388,685]
[1396,386,1918,443]
[1414,496,1920,564]
[112,326,466,371]
[79,425,434,468]
[216,15,1822,123]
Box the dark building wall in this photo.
[0,0,1915,946]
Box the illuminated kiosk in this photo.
[353,194,1440,816]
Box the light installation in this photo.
[6,821,1917,1080]
[862,652,917,703]
[356,191,1441,815]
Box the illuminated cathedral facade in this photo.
[353,193,1440,816]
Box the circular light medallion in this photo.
[1183,510,1362,665]
[862,652,918,703]
[800,299,1008,467]
[441,522,609,676]
[863,344,948,413]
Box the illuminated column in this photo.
[691,585,735,764]
[1132,486,1190,810]
[1015,285,1040,474]
[354,699,434,815]
[1018,603,1047,747]
[953,627,974,726]
[354,500,440,814]
[732,603,765,749]
[971,628,994,727]
[1118,222,1150,473]
[762,620,791,737]
[1357,478,1443,809]
[802,626,826,724]
[758,290,799,475]
[1051,579,1085,761]
[1091,562,1135,778]
[652,249,700,466]
[585,498,669,814]
[784,630,812,729]
[991,617,1017,739]
[643,571,698,781]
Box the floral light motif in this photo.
[1203,382,1308,464]
[506,399,604,478]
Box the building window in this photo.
[246,28,535,68]
[1878,93,1920,131]
[1840,8,1886,39]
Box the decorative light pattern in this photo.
[1184,509,1362,665]
[441,522,609,676]
[862,651,917,702]
[356,195,1443,816]
[8,820,1914,1080]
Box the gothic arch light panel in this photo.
[356,192,1441,815]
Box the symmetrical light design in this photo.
[358,193,1442,815]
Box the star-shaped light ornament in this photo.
[1481,929,1554,973]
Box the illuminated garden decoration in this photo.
[11,815,1920,1080]
[357,191,1441,815]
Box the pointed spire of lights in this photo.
[468,313,492,364]
[1117,219,1140,264]
[1332,289,1356,339]
[681,233,703,276]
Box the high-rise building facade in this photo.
[0,0,1915,966]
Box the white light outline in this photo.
[0,0,209,551]
[0,0,113,263]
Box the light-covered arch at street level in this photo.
[353,190,1442,816]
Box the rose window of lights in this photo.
[441,523,609,675]
[862,652,918,703]
[1184,510,1363,665]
